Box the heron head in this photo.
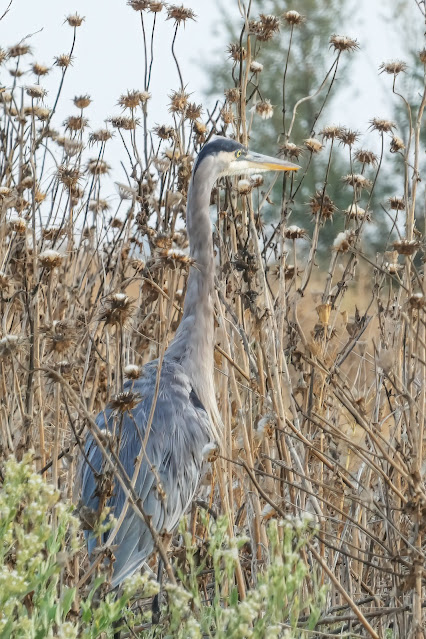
[193,136,300,184]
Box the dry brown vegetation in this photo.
[0,1,425,637]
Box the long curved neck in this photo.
[165,164,219,427]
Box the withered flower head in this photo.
[74,94,91,109]
[237,179,252,195]
[86,158,110,176]
[154,157,171,173]
[167,4,196,25]
[329,35,359,53]
[285,225,306,239]
[338,128,360,146]
[379,60,407,75]
[153,124,175,140]
[89,199,110,213]
[255,99,274,120]
[109,391,141,412]
[320,124,343,140]
[0,92,12,103]
[89,129,113,144]
[64,115,88,131]
[279,142,303,160]
[26,85,47,99]
[220,105,235,124]
[390,135,405,153]
[370,117,396,133]
[110,217,123,229]
[284,10,305,25]
[124,364,141,379]
[127,0,150,9]
[0,334,24,359]
[0,271,10,291]
[8,217,27,234]
[342,173,372,190]
[38,249,63,269]
[149,1,164,12]
[388,196,405,210]
[344,204,366,219]
[47,320,76,353]
[54,54,73,68]
[118,89,150,109]
[115,182,137,200]
[249,14,280,41]
[99,292,135,325]
[158,248,194,267]
[34,106,50,121]
[354,148,378,166]
[333,230,354,252]
[8,43,32,58]
[66,13,85,27]
[304,137,323,153]
[57,165,81,189]
[393,239,420,255]
[108,116,139,130]
[168,88,190,114]
[0,47,7,65]
[32,62,50,76]
[309,191,336,220]
[250,60,263,73]
[193,120,207,136]
[186,102,202,120]
[227,43,247,61]
[9,69,23,78]
[250,174,264,188]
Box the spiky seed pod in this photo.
[62,138,83,157]
[124,364,141,379]
[354,149,378,166]
[57,166,81,190]
[9,69,24,78]
[153,158,171,173]
[251,174,264,188]
[34,107,50,121]
[32,62,50,76]
[0,186,12,197]
[379,60,407,75]
[237,179,252,195]
[153,124,175,140]
[89,129,112,144]
[0,335,24,359]
[370,117,396,133]
[128,0,150,9]
[393,239,420,255]
[386,262,403,275]
[186,102,202,121]
[309,191,336,220]
[168,88,189,114]
[118,90,149,109]
[19,176,34,190]
[285,226,306,239]
[99,293,135,325]
[166,5,196,25]
[255,100,274,120]
[173,230,188,248]
[227,43,247,61]
[342,174,372,190]
[158,249,194,268]
[74,94,91,109]
[420,49,426,64]
[220,106,234,124]
[304,138,323,153]
[164,147,181,161]
[110,217,123,229]
[66,13,85,27]
[42,227,67,241]
[8,44,31,57]
[329,35,359,52]
[333,230,354,252]
[86,159,110,176]
[0,92,12,103]
[249,14,280,41]
[280,142,303,160]
[26,86,47,99]
[338,128,360,146]
[0,271,10,291]
[70,184,84,202]
[64,115,88,131]
[34,190,46,203]
[149,2,164,12]
[109,391,141,413]
[47,320,76,353]
[108,115,139,130]
[89,199,110,213]
[388,196,405,210]
[345,204,366,219]
[320,125,343,140]
[0,48,7,64]
[408,294,425,310]
[390,135,405,152]
[38,250,63,269]
[153,232,173,249]
[250,60,263,73]
[115,182,137,200]
[54,54,73,68]
[8,217,27,234]
[284,10,305,25]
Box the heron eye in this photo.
[235,150,242,158]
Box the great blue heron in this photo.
[79,136,300,588]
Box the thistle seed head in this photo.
[309,191,336,220]
[57,166,81,190]
[54,54,73,68]
[370,117,396,133]
[168,88,190,114]
[329,35,359,53]
[153,124,175,140]
[320,125,343,140]
[342,173,372,190]
[283,10,305,25]
[285,225,306,239]
[32,62,50,76]
[333,230,354,252]
[0,334,24,359]
[34,106,50,121]
[393,239,420,255]
[220,106,235,124]
[127,0,150,9]
[109,391,141,412]
[26,85,47,99]
[108,116,139,130]
[420,49,426,64]
[89,129,113,144]
[47,320,76,353]
[8,43,32,58]
[390,135,405,152]
[166,5,196,25]
[237,179,252,195]
[227,43,247,61]
[8,217,27,234]
[149,2,164,12]
[304,137,323,153]
[124,364,141,379]
[38,249,63,269]
[89,199,110,213]
[249,14,280,41]
[74,94,91,109]
[338,128,360,146]
[186,102,202,121]
[64,115,88,131]
[66,13,85,27]
[250,174,264,188]
[99,293,135,325]
[379,60,407,75]
[344,204,366,219]
[279,142,303,160]
[354,149,378,166]
[255,99,274,120]
[86,158,110,176]
[250,60,263,73]
[118,90,150,109]
[388,196,405,210]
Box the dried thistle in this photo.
[309,191,336,220]
[0,48,7,65]
[354,149,378,166]
[329,35,359,53]
[250,174,264,188]
[8,43,32,58]
[0,334,24,359]
[250,60,263,73]
[220,106,235,124]
[127,0,150,9]
[338,128,360,146]
[118,90,150,109]
[279,142,303,160]
[390,135,405,152]
[168,88,189,114]
[46,320,76,353]
[34,107,50,121]
[393,239,420,255]
[57,166,81,189]
[166,4,196,25]
[342,174,372,190]
[0,271,10,291]
[108,116,139,130]
[38,250,63,269]
[285,225,306,239]
[99,293,135,325]
[153,124,175,140]
[89,129,113,144]
[109,391,142,412]
[333,230,354,252]
[54,54,73,68]
[158,248,194,268]
[149,2,164,12]
[64,115,88,131]
[227,43,247,61]
[379,60,407,75]
[388,196,405,210]
[255,100,274,120]
[124,364,141,379]
[111,217,123,229]
[249,14,280,41]
[186,102,202,121]
[32,62,50,76]
[304,138,323,153]
[74,94,91,109]
[89,199,110,213]
[284,10,305,25]
[344,204,366,219]
[66,13,85,27]
[320,125,343,140]
[62,138,84,157]
[8,217,27,234]
[370,117,396,133]
[237,179,252,195]
[26,86,47,99]
[86,159,110,176]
